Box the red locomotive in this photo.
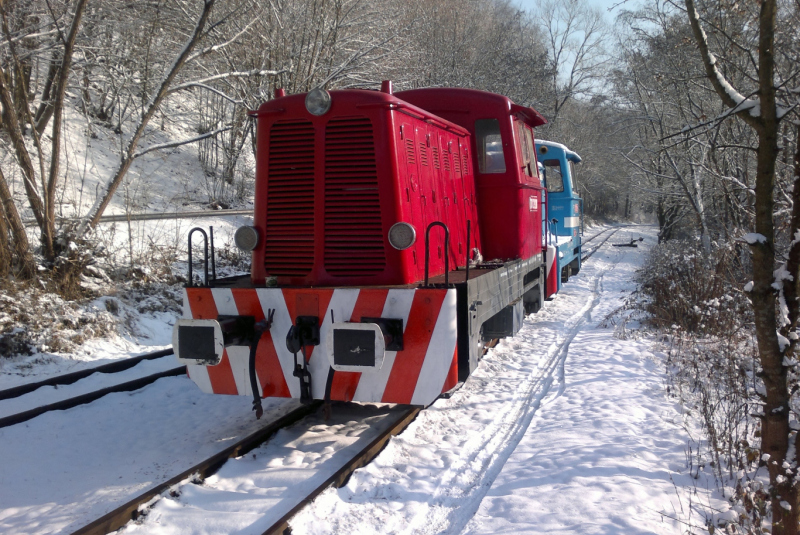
[174,82,549,415]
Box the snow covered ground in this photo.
[0,225,721,535]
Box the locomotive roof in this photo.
[535,139,582,163]
[396,88,547,128]
[253,88,470,137]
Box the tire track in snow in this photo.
[400,246,626,535]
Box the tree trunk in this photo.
[684,0,795,531]
[0,164,35,278]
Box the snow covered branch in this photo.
[132,125,233,159]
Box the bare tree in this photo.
[681,0,800,531]
[536,0,611,124]
[0,0,87,264]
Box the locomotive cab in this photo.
[396,88,547,264]
[536,140,583,289]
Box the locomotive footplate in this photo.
[176,255,543,406]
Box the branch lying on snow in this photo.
[133,125,232,159]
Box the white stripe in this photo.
[182,292,192,319]
[211,288,238,315]
[411,290,458,405]
[225,346,257,397]
[546,244,556,275]
[186,364,214,394]
[256,289,300,398]
[353,289,416,403]
[563,216,580,228]
[311,289,360,399]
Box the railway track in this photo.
[0,349,184,428]
[581,227,621,262]
[69,402,419,535]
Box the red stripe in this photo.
[185,289,238,395]
[231,289,291,398]
[330,289,389,401]
[441,345,459,393]
[381,290,446,404]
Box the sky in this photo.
[513,0,627,21]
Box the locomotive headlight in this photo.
[305,88,331,116]
[234,226,259,252]
[388,222,416,250]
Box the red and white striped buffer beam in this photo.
[545,244,558,299]
[174,287,459,407]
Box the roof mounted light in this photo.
[234,226,259,252]
[305,88,331,116]
[388,222,416,250]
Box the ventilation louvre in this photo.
[324,117,386,276]
[419,141,429,167]
[265,120,315,276]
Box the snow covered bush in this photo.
[636,238,751,336]
[636,239,770,533]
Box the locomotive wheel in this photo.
[561,264,572,283]
[523,284,542,314]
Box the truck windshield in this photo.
[475,119,506,174]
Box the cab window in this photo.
[515,121,536,177]
[475,119,505,174]
[542,160,564,192]
[568,161,577,190]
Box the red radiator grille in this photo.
[324,117,386,276]
[265,119,315,276]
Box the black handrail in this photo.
[424,221,450,286]
[188,227,209,287]
[465,220,471,282]
[209,226,217,280]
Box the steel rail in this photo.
[0,349,174,401]
[263,406,421,535]
[581,229,619,263]
[23,209,252,227]
[0,365,187,429]
[69,402,322,535]
[581,226,622,246]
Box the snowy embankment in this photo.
[0,98,255,391]
[0,225,716,535]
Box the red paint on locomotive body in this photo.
[250,89,483,287]
[396,88,547,263]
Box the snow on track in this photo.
[121,404,412,534]
[0,355,180,420]
[0,378,296,535]
[289,226,686,535]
